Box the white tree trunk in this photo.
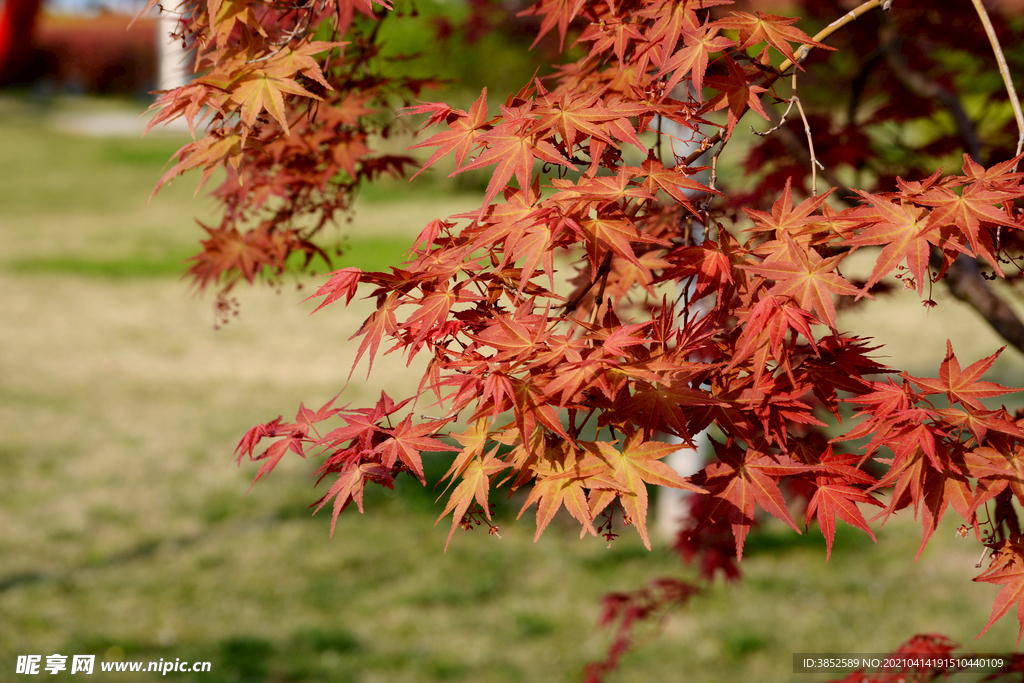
[654,110,712,541]
[157,0,190,92]
[655,431,709,540]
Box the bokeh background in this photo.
[4,1,1024,681]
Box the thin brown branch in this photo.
[560,250,613,317]
[589,250,615,325]
[792,94,822,196]
[683,0,883,168]
[706,141,726,194]
[751,97,796,137]
[969,0,1024,165]
[756,70,824,196]
[782,0,883,73]
[762,98,854,200]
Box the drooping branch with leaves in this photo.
[147,0,1024,677]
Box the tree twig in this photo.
[761,95,854,200]
[792,93,822,196]
[560,250,613,317]
[755,70,824,195]
[751,96,796,137]
[683,0,883,169]
[589,250,615,325]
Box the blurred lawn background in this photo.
[5,6,1024,680]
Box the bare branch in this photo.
[752,70,824,195]
[761,93,854,200]
[751,97,796,137]
[783,0,883,71]
[792,95,823,196]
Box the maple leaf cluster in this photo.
[143,0,434,291]
[148,0,1024,656]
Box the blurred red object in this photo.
[0,0,42,85]
[0,4,158,94]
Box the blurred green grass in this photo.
[2,94,1024,683]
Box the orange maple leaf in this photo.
[974,539,1024,644]
[582,433,706,549]
[458,109,577,211]
[842,191,937,295]
[406,88,490,180]
[232,68,321,134]
[437,450,508,551]
[518,441,607,540]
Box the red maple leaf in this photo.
[349,291,401,379]
[517,0,585,50]
[315,458,395,533]
[573,212,668,271]
[402,284,460,345]
[741,232,863,330]
[702,56,769,136]
[744,179,832,240]
[186,222,275,288]
[629,153,714,217]
[907,341,1017,411]
[805,448,881,560]
[375,415,447,483]
[690,439,808,559]
[842,191,936,295]
[961,152,1024,191]
[535,85,618,151]
[966,446,1024,515]
[658,25,735,96]
[577,15,646,66]
[405,88,490,179]
[917,183,1016,273]
[457,106,576,211]
[306,267,362,313]
[713,11,834,65]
